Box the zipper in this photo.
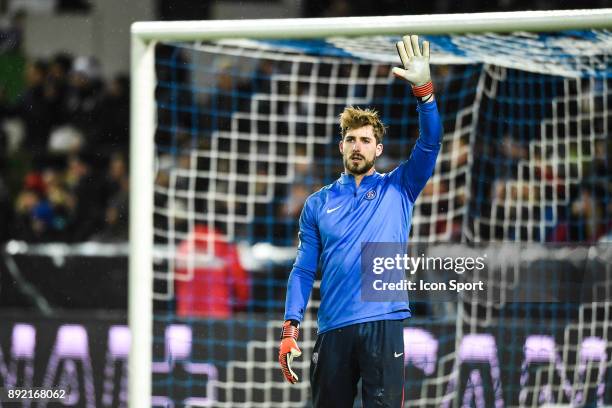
[351,180,359,211]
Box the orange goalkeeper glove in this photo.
[279,320,301,384]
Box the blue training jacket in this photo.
[284,100,443,334]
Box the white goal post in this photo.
[129,9,612,407]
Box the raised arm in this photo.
[391,35,443,202]
[279,197,321,384]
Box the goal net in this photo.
[130,13,612,407]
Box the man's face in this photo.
[339,125,383,175]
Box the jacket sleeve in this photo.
[283,197,321,322]
[389,100,443,202]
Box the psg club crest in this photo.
[365,190,377,200]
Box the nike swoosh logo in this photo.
[326,205,342,214]
[394,352,403,358]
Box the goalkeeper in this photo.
[279,35,442,406]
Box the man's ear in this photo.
[376,143,383,157]
[339,140,344,154]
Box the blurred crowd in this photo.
[0,52,129,243]
[1,2,610,247]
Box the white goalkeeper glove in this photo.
[392,34,434,100]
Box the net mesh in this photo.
[149,30,612,406]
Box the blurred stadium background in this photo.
[0,1,611,407]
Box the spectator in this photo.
[12,189,42,241]
[282,183,310,219]
[174,224,250,318]
[47,52,73,123]
[65,154,104,240]
[91,190,128,242]
[103,152,128,200]
[63,56,104,148]
[43,165,75,240]
[550,187,606,243]
[0,11,25,53]
[11,164,76,241]
[202,59,256,133]
[206,64,237,131]
[98,74,130,152]
[93,153,129,242]
[0,59,55,154]
[252,59,275,94]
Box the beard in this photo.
[344,153,376,175]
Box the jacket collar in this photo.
[338,171,380,185]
